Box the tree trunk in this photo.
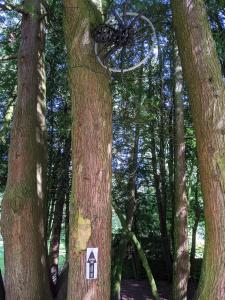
[150,123,172,279]
[190,178,201,276]
[113,205,160,300]
[1,1,52,299]
[49,136,71,285]
[0,269,5,300]
[65,190,70,261]
[168,103,175,254]
[63,1,112,299]
[190,218,199,277]
[172,47,189,300]
[112,121,140,300]
[111,239,127,300]
[172,1,225,299]
[112,79,141,299]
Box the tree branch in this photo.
[112,202,160,300]
[0,3,27,14]
[0,55,18,62]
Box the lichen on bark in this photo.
[216,152,225,191]
[74,210,92,252]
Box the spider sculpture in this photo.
[92,4,157,73]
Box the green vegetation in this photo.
[0,0,224,299]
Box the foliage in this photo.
[0,0,224,292]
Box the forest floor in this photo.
[121,280,196,300]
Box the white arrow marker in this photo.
[86,248,98,279]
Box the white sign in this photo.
[86,248,98,279]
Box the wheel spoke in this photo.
[94,5,157,72]
[133,28,154,45]
[120,46,126,72]
[122,3,128,27]
[112,8,124,27]
[103,45,121,64]
[129,11,144,27]
[134,32,149,43]
[98,42,115,57]
[135,26,151,36]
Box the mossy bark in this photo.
[172,0,225,299]
[63,0,112,299]
[1,1,52,299]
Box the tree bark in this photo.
[63,1,112,299]
[172,1,225,299]
[172,47,189,300]
[1,1,52,299]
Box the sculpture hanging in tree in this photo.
[92,3,157,73]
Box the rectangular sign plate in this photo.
[86,248,98,279]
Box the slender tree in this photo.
[112,73,142,300]
[49,135,71,284]
[1,0,52,299]
[113,203,160,300]
[172,0,225,299]
[172,47,189,300]
[190,175,202,275]
[63,0,112,299]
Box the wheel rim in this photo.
[94,12,157,73]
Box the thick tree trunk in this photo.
[64,1,112,299]
[172,1,225,299]
[172,48,189,300]
[1,1,52,299]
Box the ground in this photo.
[121,280,196,300]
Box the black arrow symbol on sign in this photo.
[87,251,97,279]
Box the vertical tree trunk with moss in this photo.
[172,1,225,299]
[64,1,112,299]
[1,1,52,299]
[172,48,189,300]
